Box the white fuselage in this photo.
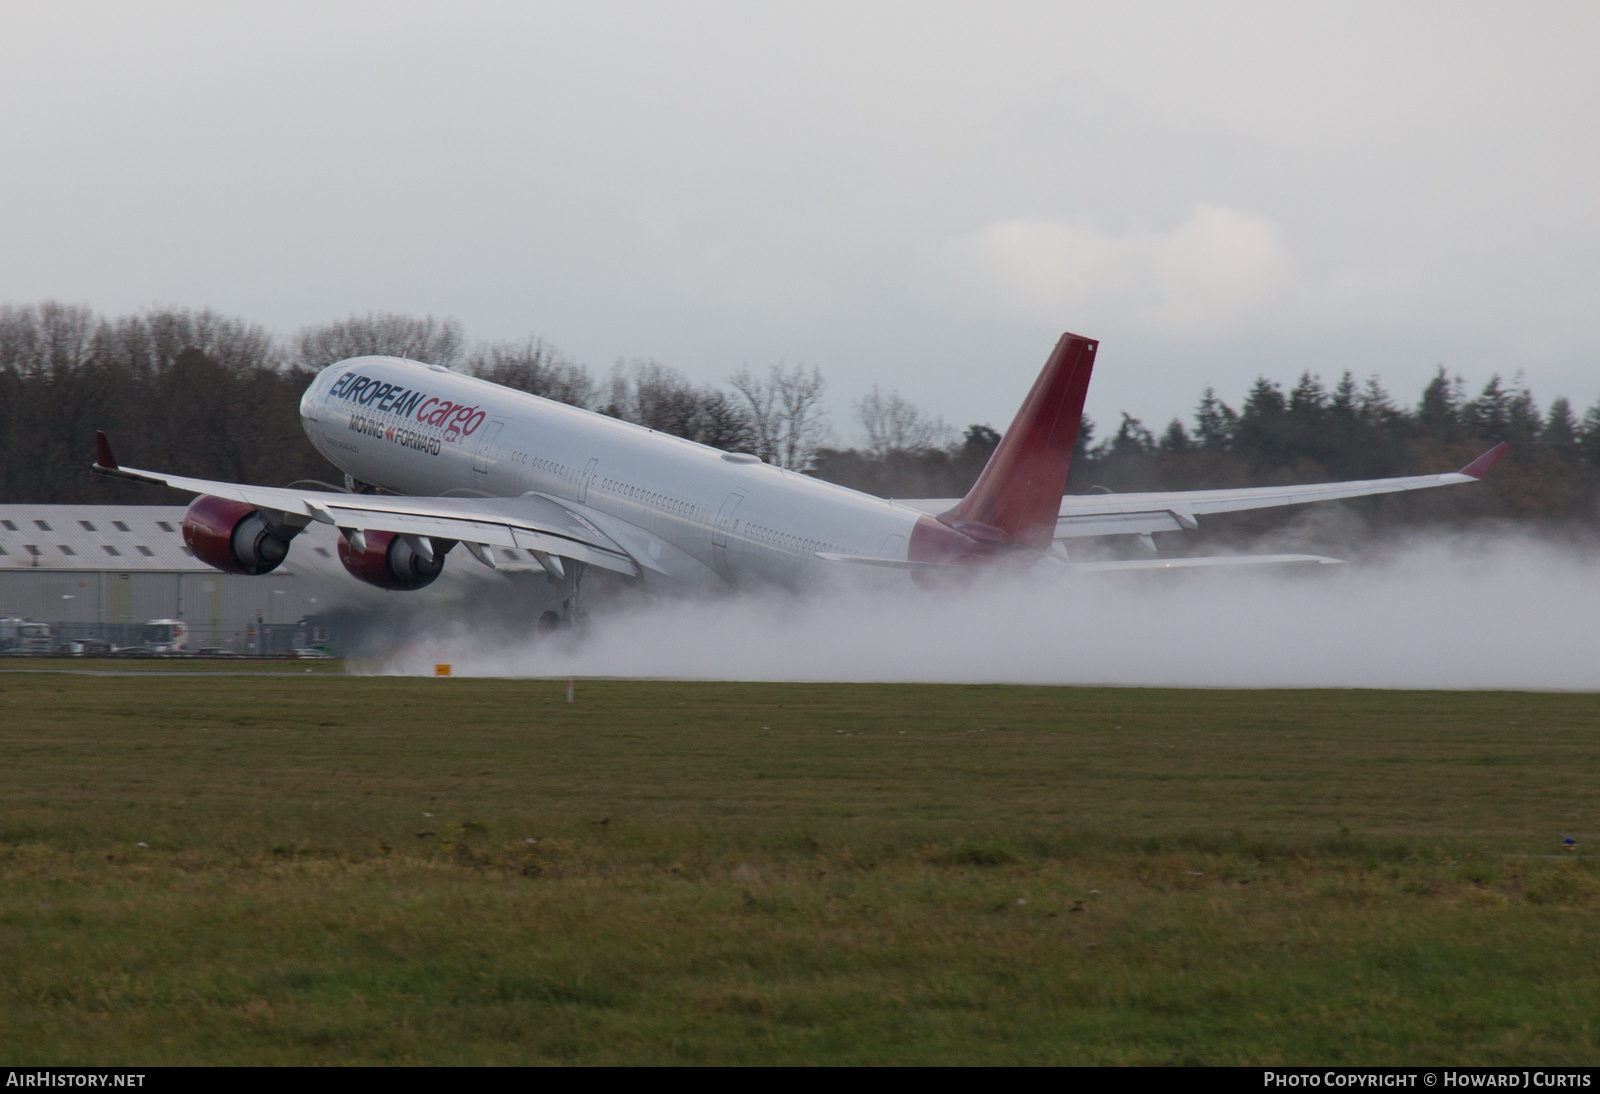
[299,356,919,587]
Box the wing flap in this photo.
[815,553,955,570]
[321,504,519,548]
[508,526,636,575]
[1061,553,1342,572]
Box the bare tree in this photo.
[604,359,756,451]
[0,301,97,377]
[464,337,596,408]
[729,362,831,469]
[692,389,757,453]
[856,384,953,457]
[606,360,700,434]
[102,307,281,376]
[294,312,465,370]
[727,365,780,462]
[0,302,317,504]
[772,363,831,470]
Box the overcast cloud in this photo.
[2,1,1596,440]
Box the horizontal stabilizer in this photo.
[817,551,1342,572]
[1059,553,1343,573]
[815,553,960,570]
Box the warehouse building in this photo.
[0,504,562,655]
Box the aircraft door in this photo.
[578,458,598,504]
[473,421,505,476]
[713,492,743,578]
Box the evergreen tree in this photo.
[1108,413,1154,457]
[1505,379,1542,444]
[1193,387,1236,451]
[1233,378,1289,469]
[1330,372,1359,419]
[1544,397,1578,450]
[962,424,1001,460]
[1463,374,1512,439]
[1358,376,1401,426]
[1578,398,1600,468]
[1159,418,1193,453]
[1416,366,1463,442]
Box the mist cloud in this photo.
[948,205,1292,337]
[372,533,1600,691]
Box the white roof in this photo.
[0,505,202,571]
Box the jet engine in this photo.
[181,495,300,576]
[338,531,453,591]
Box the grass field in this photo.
[1,672,1597,1065]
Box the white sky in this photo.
[3,1,1597,441]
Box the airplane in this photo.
[91,332,1507,622]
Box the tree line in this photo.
[0,303,830,505]
[2,301,1597,531]
[816,368,1600,532]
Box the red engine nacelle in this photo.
[338,531,450,591]
[182,495,298,576]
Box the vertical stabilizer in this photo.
[941,333,1096,550]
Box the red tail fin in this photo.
[941,332,1096,550]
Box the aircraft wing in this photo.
[92,433,640,577]
[894,443,1508,540]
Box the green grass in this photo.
[1,674,1597,1064]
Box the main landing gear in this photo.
[537,558,587,633]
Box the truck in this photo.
[139,619,190,656]
[0,617,53,656]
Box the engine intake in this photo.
[182,495,300,576]
[338,531,454,591]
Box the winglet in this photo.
[1458,442,1509,480]
[94,430,118,472]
